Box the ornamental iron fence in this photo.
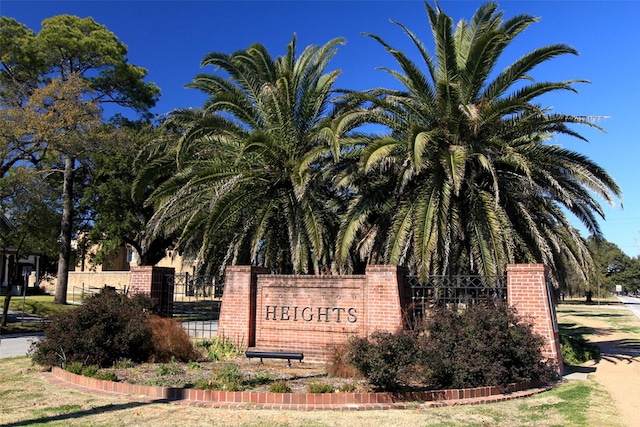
[405,274,507,318]
[167,273,223,339]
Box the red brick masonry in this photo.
[48,367,553,410]
[219,264,562,372]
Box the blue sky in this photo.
[2,0,639,257]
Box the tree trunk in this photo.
[54,155,74,305]
[1,292,12,327]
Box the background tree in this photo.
[0,168,60,326]
[0,15,159,304]
[24,75,105,304]
[336,2,621,283]
[587,237,640,294]
[80,116,176,267]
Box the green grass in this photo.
[5,294,75,316]
[1,294,76,334]
[560,305,640,335]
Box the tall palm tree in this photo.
[141,35,353,275]
[336,2,621,282]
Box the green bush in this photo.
[244,371,272,388]
[30,288,154,368]
[80,365,100,377]
[65,362,116,381]
[560,334,601,366]
[210,363,244,391]
[307,381,334,393]
[269,381,292,393]
[338,382,358,392]
[196,336,242,361]
[92,371,118,381]
[191,378,214,390]
[113,358,136,369]
[66,361,83,375]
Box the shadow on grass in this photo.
[559,310,629,321]
[558,300,623,306]
[596,338,640,362]
[0,400,174,427]
[559,321,596,337]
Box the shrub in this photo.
[307,381,334,393]
[66,361,83,375]
[560,334,601,366]
[346,329,418,391]
[244,371,272,388]
[418,302,557,389]
[113,358,136,369]
[93,371,118,381]
[30,288,154,368]
[337,382,358,392]
[327,344,362,379]
[191,378,214,390]
[156,358,186,376]
[65,362,116,381]
[81,365,100,377]
[148,316,197,363]
[344,302,556,391]
[269,381,292,393]
[210,363,244,391]
[196,336,242,361]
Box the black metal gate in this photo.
[167,273,223,339]
[405,275,507,318]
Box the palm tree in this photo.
[336,2,621,282]
[142,35,354,275]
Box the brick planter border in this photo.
[47,367,554,410]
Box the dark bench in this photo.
[245,350,304,367]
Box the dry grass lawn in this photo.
[1,301,637,426]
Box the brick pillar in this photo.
[129,266,175,317]
[507,264,563,374]
[217,266,268,348]
[364,265,408,335]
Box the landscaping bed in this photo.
[99,357,369,394]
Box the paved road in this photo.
[0,332,43,358]
[0,309,46,359]
[617,295,640,319]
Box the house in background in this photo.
[72,241,195,274]
[0,215,42,295]
[38,240,196,298]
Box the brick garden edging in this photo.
[47,367,554,410]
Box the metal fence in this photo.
[405,274,507,318]
[70,284,127,305]
[168,273,223,339]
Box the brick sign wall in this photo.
[218,265,407,361]
[218,264,562,371]
[255,275,366,360]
